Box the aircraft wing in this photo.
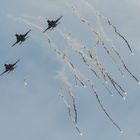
[0,70,8,76]
[43,26,51,33]
[12,59,20,67]
[55,16,62,23]
[11,40,20,47]
[24,29,31,37]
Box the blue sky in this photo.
[0,0,140,140]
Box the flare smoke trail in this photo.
[58,70,82,135]
[58,29,126,98]
[79,0,133,54]
[93,9,140,84]
[58,90,83,136]
[64,0,101,45]
[57,67,78,124]
[63,1,124,76]
[64,0,140,84]
[56,44,123,132]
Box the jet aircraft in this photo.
[0,59,20,76]
[11,29,31,47]
[43,16,62,32]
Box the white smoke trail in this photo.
[57,68,82,135]
[8,14,43,31]
[59,32,114,97]
[63,0,101,45]
[64,0,140,84]
[23,14,47,24]
[79,0,133,54]
[58,90,83,136]
[63,1,124,76]
[58,29,127,98]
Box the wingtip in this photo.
[43,30,47,33]
[59,16,63,19]
[11,44,15,48]
[15,59,20,64]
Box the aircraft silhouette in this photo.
[11,29,31,47]
[43,16,62,32]
[0,59,20,76]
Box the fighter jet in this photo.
[11,29,31,47]
[0,59,20,76]
[43,16,62,32]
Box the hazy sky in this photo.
[0,0,140,140]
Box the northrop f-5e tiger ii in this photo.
[11,29,31,47]
[43,16,62,32]
[0,59,20,76]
